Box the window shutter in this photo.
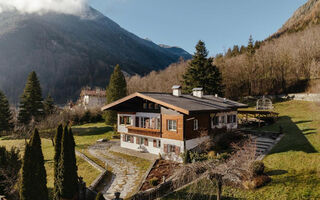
[130,136,134,143]
[122,134,126,142]
[153,140,157,147]
[175,146,180,155]
[176,120,178,132]
[136,137,139,144]
[164,144,168,153]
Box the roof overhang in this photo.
[101,92,190,115]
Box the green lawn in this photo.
[0,122,114,199]
[165,100,320,200]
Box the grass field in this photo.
[0,122,114,198]
[164,100,320,200]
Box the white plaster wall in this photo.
[120,134,161,155]
[185,136,210,150]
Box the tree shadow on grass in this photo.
[72,126,113,136]
[168,191,244,200]
[269,116,317,154]
[267,169,288,176]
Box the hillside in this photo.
[272,0,320,38]
[128,0,320,99]
[0,8,191,104]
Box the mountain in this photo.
[272,0,320,38]
[0,8,191,104]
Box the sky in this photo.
[89,0,308,56]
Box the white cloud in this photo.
[0,0,89,15]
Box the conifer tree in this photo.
[43,95,55,116]
[18,71,44,124]
[182,40,223,96]
[20,129,48,200]
[58,126,79,199]
[29,129,48,200]
[20,143,33,200]
[105,64,127,125]
[0,90,13,132]
[247,35,255,57]
[53,125,63,200]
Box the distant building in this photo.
[79,88,106,109]
[102,85,247,162]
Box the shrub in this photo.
[207,151,217,159]
[250,161,265,176]
[182,150,191,164]
[217,152,230,161]
[214,131,245,151]
[190,152,208,162]
[253,175,271,188]
[149,177,159,186]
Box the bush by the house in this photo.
[190,152,208,162]
[182,150,191,164]
[149,177,159,187]
[217,152,230,161]
[250,161,265,177]
[214,131,246,152]
[207,151,217,160]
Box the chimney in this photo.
[192,88,203,98]
[172,85,182,97]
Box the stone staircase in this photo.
[250,135,283,160]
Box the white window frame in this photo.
[120,116,132,125]
[194,119,198,130]
[167,120,177,132]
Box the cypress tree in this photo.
[20,129,48,200]
[53,125,63,200]
[182,40,223,96]
[105,64,127,125]
[20,143,33,200]
[29,129,48,200]
[58,126,79,199]
[0,90,13,132]
[18,71,44,124]
[43,95,55,116]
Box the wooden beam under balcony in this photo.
[127,126,161,138]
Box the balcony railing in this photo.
[127,126,161,138]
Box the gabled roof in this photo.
[101,92,247,115]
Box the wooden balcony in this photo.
[127,126,161,138]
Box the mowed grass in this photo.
[164,100,320,200]
[0,122,114,198]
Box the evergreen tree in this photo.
[58,126,79,199]
[20,143,33,200]
[182,40,223,95]
[20,129,48,200]
[43,95,55,116]
[18,71,44,124]
[0,90,13,132]
[247,35,255,57]
[105,64,127,125]
[53,125,63,200]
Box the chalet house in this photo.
[79,88,106,109]
[101,86,247,162]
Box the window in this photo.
[124,135,133,143]
[143,103,148,109]
[194,119,198,130]
[232,115,237,123]
[142,117,150,128]
[220,116,225,124]
[153,140,161,148]
[148,103,154,109]
[120,116,132,125]
[212,116,219,126]
[168,144,176,153]
[227,115,233,123]
[167,120,177,131]
[154,103,160,110]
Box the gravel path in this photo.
[88,141,142,199]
